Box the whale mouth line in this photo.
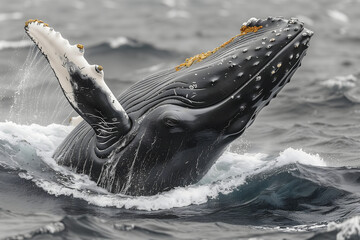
[134,25,309,115]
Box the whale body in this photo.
[25,17,313,195]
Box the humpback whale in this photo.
[25,17,313,196]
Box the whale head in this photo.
[98,17,313,195]
[25,17,313,195]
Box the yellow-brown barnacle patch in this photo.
[175,25,263,71]
[43,23,49,27]
[25,19,33,27]
[95,65,104,73]
[77,44,84,50]
[239,25,263,36]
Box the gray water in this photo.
[1,0,360,239]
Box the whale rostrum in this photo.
[25,17,313,195]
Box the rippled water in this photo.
[1,0,360,239]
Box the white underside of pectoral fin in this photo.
[24,20,128,119]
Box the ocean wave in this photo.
[0,121,338,212]
[0,40,33,51]
[0,12,23,22]
[107,36,143,49]
[321,74,360,103]
[327,216,360,240]
[0,209,64,240]
[321,74,357,92]
[89,36,178,57]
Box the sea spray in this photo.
[0,121,329,211]
[8,44,74,125]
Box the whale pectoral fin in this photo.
[25,20,131,156]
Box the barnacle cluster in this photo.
[25,19,49,27]
[175,25,263,71]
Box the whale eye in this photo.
[163,117,179,128]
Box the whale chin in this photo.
[25,17,313,196]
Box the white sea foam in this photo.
[322,74,360,103]
[0,40,32,51]
[322,74,357,92]
[0,121,327,211]
[107,37,139,49]
[327,9,349,23]
[0,12,23,22]
[328,216,360,240]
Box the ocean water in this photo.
[1,0,360,239]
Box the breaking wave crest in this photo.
[2,121,351,213]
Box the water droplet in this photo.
[255,84,261,89]
[289,54,293,60]
[238,72,244,77]
[294,27,299,31]
[266,45,272,49]
[276,33,281,36]
[240,104,246,111]
[255,46,262,51]
[246,56,252,61]
[287,34,292,39]
[296,53,300,59]
[277,63,282,68]
[270,38,275,42]
[284,28,290,31]
[265,51,272,57]
[256,76,261,81]
[294,42,300,48]
[271,70,276,75]
[232,55,237,59]
[302,32,308,37]
[262,37,267,41]
[253,61,260,66]
[242,49,248,53]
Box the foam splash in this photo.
[328,216,360,240]
[107,37,140,49]
[0,121,326,211]
[322,74,360,103]
[322,74,357,92]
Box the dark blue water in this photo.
[1,0,360,239]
